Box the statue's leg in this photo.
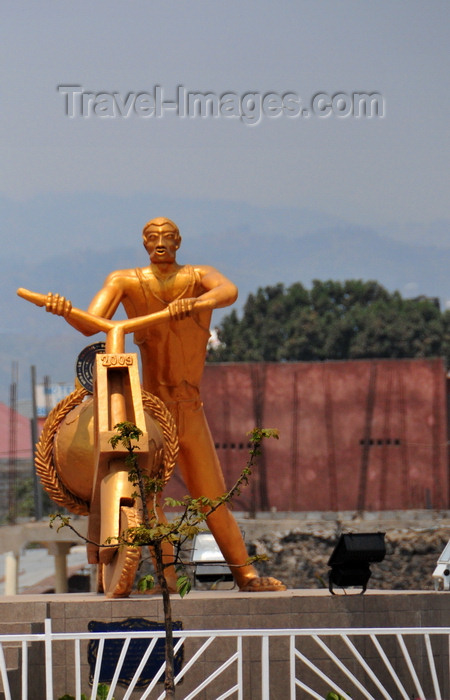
[177,402,283,589]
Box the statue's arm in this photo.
[60,274,125,336]
[168,265,237,321]
[41,293,101,336]
[196,265,238,309]
[87,274,125,318]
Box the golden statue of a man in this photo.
[59,217,285,592]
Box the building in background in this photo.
[0,403,33,521]
[195,358,448,513]
[1,359,448,519]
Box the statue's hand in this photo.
[168,297,197,321]
[45,292,72,317]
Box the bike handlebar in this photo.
[17,287,202,353]
[17,288,116,333]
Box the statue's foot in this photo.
[239,576,286,592]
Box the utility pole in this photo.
[8,362,18,524]
[30,365,43,520]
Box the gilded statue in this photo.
[29,217,285,593]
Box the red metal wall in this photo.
[164,358,449,512]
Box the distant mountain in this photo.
[1,195,449,404]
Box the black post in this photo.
[30,365,43,520]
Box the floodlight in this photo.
[327,532,386,594]
[432,539,450,591]
[191,532,233,586]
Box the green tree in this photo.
[14,477,64,520]
[208,279,447,363]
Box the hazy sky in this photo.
[1,0,450,404]
[2,0,449,244]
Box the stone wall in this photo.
[0,590,449,699]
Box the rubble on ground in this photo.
[248,525,450,591]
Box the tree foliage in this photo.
[11,476,63,521]
[208,280,450,363]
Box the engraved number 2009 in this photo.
[101,354,134,367]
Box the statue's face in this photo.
[145,225,180,264]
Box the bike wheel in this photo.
[102,505,142,598]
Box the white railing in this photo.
[0,620,449,699]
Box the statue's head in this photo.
[142,217,181,263]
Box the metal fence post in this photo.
[44,618,53,700]
[261,635,270,700]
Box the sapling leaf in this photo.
[137,574,155,592]
[177,574,191,598]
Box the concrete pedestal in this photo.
[0,590,448,699]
